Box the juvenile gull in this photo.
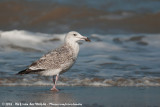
[17,31,90,91]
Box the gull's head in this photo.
[65,31,90,43]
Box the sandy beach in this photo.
[0,86,160,107]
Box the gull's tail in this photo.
[17,69,44,75]
[16,69,29,75]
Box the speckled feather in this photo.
[29,43,76,73]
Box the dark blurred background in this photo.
[0,0,160,34]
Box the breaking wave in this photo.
[0,30,65,52]
[1,76,160,87]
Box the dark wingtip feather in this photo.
[16,69,29,75]
[16,69,45,75]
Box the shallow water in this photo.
[0,0,160,87]
[1,86,160,107]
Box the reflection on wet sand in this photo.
[37,92,77,104]
[25,91,78,107]
[1,86,160,107]
[0,87,79,107]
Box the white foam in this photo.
[99,12,134,20]
[143,34,160,48]
[0,30,65,52]
[1,77,160,87]
[86,42,122,51]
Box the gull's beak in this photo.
[85,37,91,42]
[81,36,91,42]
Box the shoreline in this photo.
[0,86,160,107]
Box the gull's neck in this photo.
[65,40,79,58]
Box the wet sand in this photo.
[0,86,160,107]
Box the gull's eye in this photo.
[73,34,77,36]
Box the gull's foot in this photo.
[50,87,59,92]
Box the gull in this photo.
[17,31,90,91]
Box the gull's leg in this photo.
[51,74,59,91]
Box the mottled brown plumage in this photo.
[29,44,76,73]
[17,31,90,91]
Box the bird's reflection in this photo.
[43,92,76,104]
[25,89,78,107]
[2,87,80,107]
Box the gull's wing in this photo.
[17,45,74,75]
